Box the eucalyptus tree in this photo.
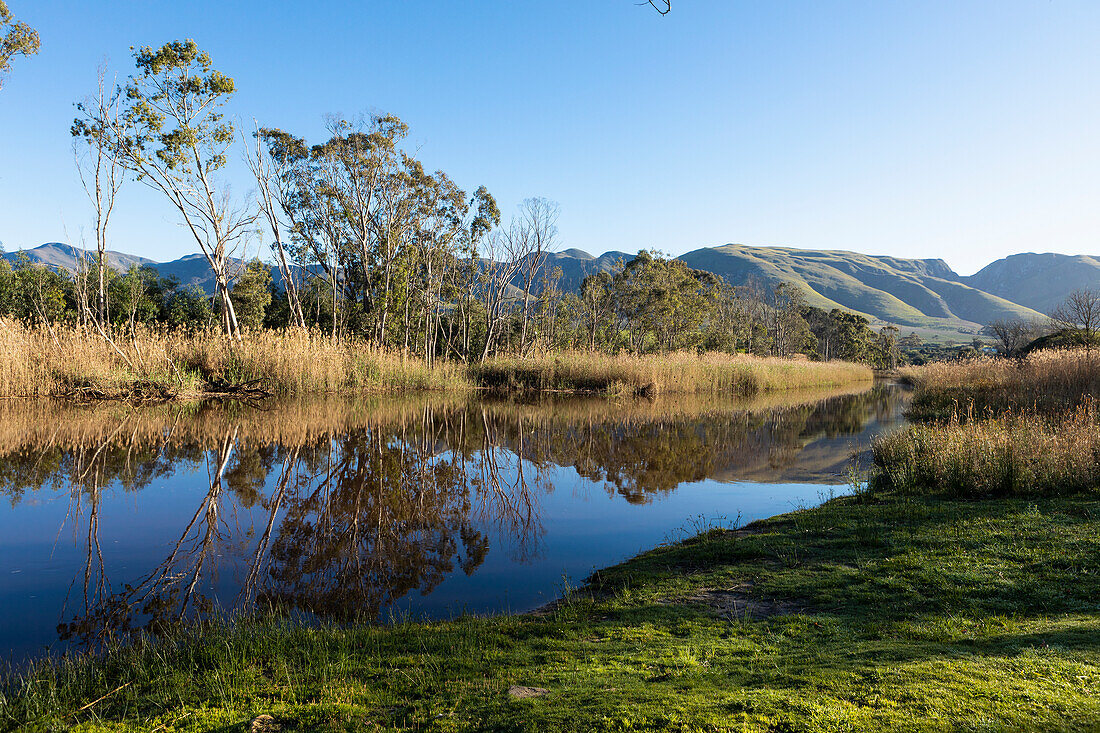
[257,127,348,338]
[71,66,125,331]
[621,252,721,352]
[316,115,410,342]
[246,123,306,328]
[578,267,619,350]
[254,114,518,358]
[767,282,817,357]
[515,198,560,353]
[478,219,530,360]
[80,40,255,338]
[407,165,466,364]
[0,1,38,90]
[442,186,499,361]
[877,324,900,370]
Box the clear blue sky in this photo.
[0,0,1097,275]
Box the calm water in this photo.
[0,383,907,663]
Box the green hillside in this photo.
[677,244,1043,342]
[965,252,1100,315]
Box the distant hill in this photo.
[964,253,1100,315]
[677,244,1043,336]
[1,245,273,292]
[6,241,1095,344]
[540,249,633,291]
[1,242,154,274]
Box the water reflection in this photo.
[0,383,907,657]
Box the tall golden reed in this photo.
[900,349,1100,420]
[471,351,872,395]
[0,321,872,400]
[876,348,1100,496]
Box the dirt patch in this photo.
[527,594,595,618]
[508,685,549,699]
[250,715,281,733]
[667,582,806,619]
[714,525,766,540]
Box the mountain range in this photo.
[5,242,1098,344]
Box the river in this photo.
[0,382,907,663]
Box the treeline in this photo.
[1,245,907,368]
[554,252,903,366]
[0,253,216,333]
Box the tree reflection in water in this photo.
[0,383,905,648]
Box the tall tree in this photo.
[316,115,410,343]
[0,1,39,90]
[478,223,527,360]
[444,186,498,361]
[84,40,255,338]
[515,198,560,353]
[246,122,306,328]
[72,64,124,329]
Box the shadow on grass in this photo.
[588,493,1100,630]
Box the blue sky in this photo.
[0,0,1097,275]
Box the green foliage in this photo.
[606,250,722,353]
[0,254,218,332]
[162,282,214,330]
[230,259,273,332]
[124,40,236,176]
[108,265,160,330]
[0,0,39,89]
[2,253,72,326]
[0,258,15,314]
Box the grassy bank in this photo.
[3,490,1098,731]
[0,321,872,400]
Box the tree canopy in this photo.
[0,1,39,89]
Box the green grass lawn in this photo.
[4,490,1099,732]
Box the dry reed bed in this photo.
[900,349,1100,421]
[873,400,1100,498]
[0,322,873,400]
[472,351,872,395]
[875,349,1100,497]
[0,322,469,398]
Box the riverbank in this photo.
[3,489,1097,731]
[0,321,872,401]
